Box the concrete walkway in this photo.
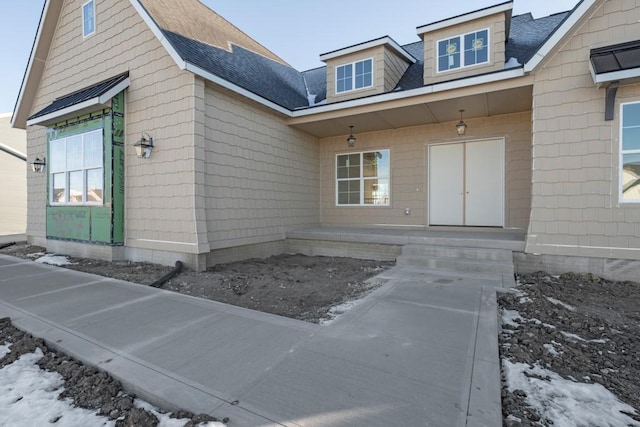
[0,254,503,427]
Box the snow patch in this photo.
[505,57,522,68]
[503,360,640,427]
[320,300,357,325]
[543,343,560,356]
[0,349,227,426]
[501,309,523,327]
[0,344,11,359]
[35,254,73,266]
[134,399,226,426]
[0,349,114,426]
[561,331,608,344]
[546,297,576,312]
[26,251,46,259]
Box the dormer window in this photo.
[437,29,489,72]
[82,0,96,38]
[336,58,373,93]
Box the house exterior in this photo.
[11,0,640,278]
[0,113,27,238]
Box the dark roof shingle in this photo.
[29,73,129,121]
[164,30,309,110]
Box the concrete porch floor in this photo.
[287,226,527,251]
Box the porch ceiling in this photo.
[289,85,532,138]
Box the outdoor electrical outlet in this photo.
[404,208,411,215]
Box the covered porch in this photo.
[287,226,526,287]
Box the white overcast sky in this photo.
[1,0,580,113]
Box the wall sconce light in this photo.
[134,132,154,158]
[31,156,46,173]
[347,126,357,148]
[456,109,467,136]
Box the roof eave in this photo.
[291,67,526,118]
[320,36,417,64]
[524,0,598,73]
[11,0,61,129]
[130,0,295,117]
[416,1,513,35]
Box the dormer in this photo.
[417,1,513,86]
[320,37,417,103]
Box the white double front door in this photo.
[428,138,504,227]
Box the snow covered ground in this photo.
[500,281,640,427]
[0,344,225,427]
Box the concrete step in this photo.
[396,255,514,275]
[401,245,513,262]
[396,244,515,283]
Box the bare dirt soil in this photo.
[0,243,394,425]
[8,243,638,425]
[0,243,394,323]
[499,272,640,426]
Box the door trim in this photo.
[427,138,505,227]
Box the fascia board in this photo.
[592,68,640,85]
[26,78,130,127]
[524,0,598,73]
[184,63,292,117]
[416,2,513,35]
[130,0,292,117]
[11,0,52,129]
[128,0,187,70]
[291,67,525,118]
[320,37,417,64]
[98,77,131,104]
[27,98,100,126]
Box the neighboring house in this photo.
[10,0,640,276]
[0,113,27,237]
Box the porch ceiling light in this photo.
[456,110,467,136]
[31,156,46,173]
[134,132,154,158]
[347,126,357,148]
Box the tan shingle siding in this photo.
[28,0,201,252]
[528,0,640,259]
[204,85,319,250]
[319,111,531,228]
[383,49,411,92]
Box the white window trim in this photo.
[436,28,490,74]
[82,0,96,38]
[49,129,104,206]
[335,149,391,207]
[620,101,640,203]
[334,57,374,94]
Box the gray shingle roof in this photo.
[163,30,309,110]
[506,12,571,64]
[159,9,571,112]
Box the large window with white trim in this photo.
[621,102,640,202]
[336,58,373,93]
[82,0,95,37]
[336,150,390,206]
[50,129,103,204]
[437,29,489,73]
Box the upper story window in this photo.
[621,102,640,202]
[50,129,104,205]
[437,29,489,73]
[336,58,373,94]
[336,150,390,206]
[82,0,96,38]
